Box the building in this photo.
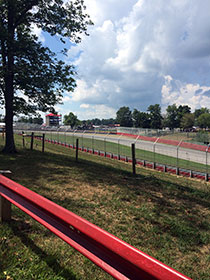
[45,114,61,127]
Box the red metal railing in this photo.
[0,175,192,280]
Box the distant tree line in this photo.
[16,115,44,125]
[16,104,209,129]
[63,104,210,130]
[116,104,210,130]
[63,112,116,129]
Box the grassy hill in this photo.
[0,135,210,280]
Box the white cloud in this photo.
[62,96,71,102]
[80,104,90,109]
[76,104,116,120]
[84,0,137,26]
[31,23,45,42]
[161,75,210,111]
[65,0,210,118]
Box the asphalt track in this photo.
[68,132,208,166]
[20,130,208,166]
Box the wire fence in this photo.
[15,129,210,176]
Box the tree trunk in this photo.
[3,88,16,153]
[2,0,16,153]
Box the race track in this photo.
[70,132,208,166]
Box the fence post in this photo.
[153,138,159,169]
[132,143,136,175]
[117,133,123,160]
[189,170,193,178]
[176,140,182,175]
[30,132,34,150]
[22,131,25,148]
[205,144,210,181]
[42,133,45,153]
[92,136,94,154]
[0,196,11,222]
[76,138,79,161]
[118,139,120,159]
[104,137,106,155]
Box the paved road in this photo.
[63,132,208,166]
[20,130,208,166]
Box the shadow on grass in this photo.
[0,145,210,249]
[7,219,78,280]
[1,144,210,207]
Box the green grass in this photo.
[0,135,210,280]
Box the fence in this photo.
[0,175,191,280]
[117,127,210,142]
[17,130,210,181]
[117,127,176,137]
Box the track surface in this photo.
[63,132,209,166]
[19,130,209,166]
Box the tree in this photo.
[177,105,191,126]
[147,104,162,129]
[17,114,44,125]
[180,113,194,130]
[194,107,209,119]
[101,118,115,125]
[116,106,133,127]
[17,115,43,124]
[32,116,43,125]
[63,112,80,128]
[90,118,101,125]
[197,113,210,129]
[0,0,92,153]
[164,104,192,129]
[132,109,141,128]
[139,112,151,128]
[132,109,150,128]
[165,104,179,129]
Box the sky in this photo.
[27,0,210,120]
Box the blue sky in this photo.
[24,0,210,121]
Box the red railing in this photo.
[0,175,191,280]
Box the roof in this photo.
[46,113,61,117]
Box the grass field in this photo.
[0,135,210,280]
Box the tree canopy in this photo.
[0,0,92,153]
[17,115,43,124]
[164,104,179,129]
[147,104,162,129]
[194,107,209,119]
[132,109,150,128]
[180,113,194,130]
[197,113,210,129]
[63,112,80,128]
[116,106,133,127]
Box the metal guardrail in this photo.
[0,175,191,280]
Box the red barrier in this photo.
[0,175,191,280]
[117,133,208,152]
